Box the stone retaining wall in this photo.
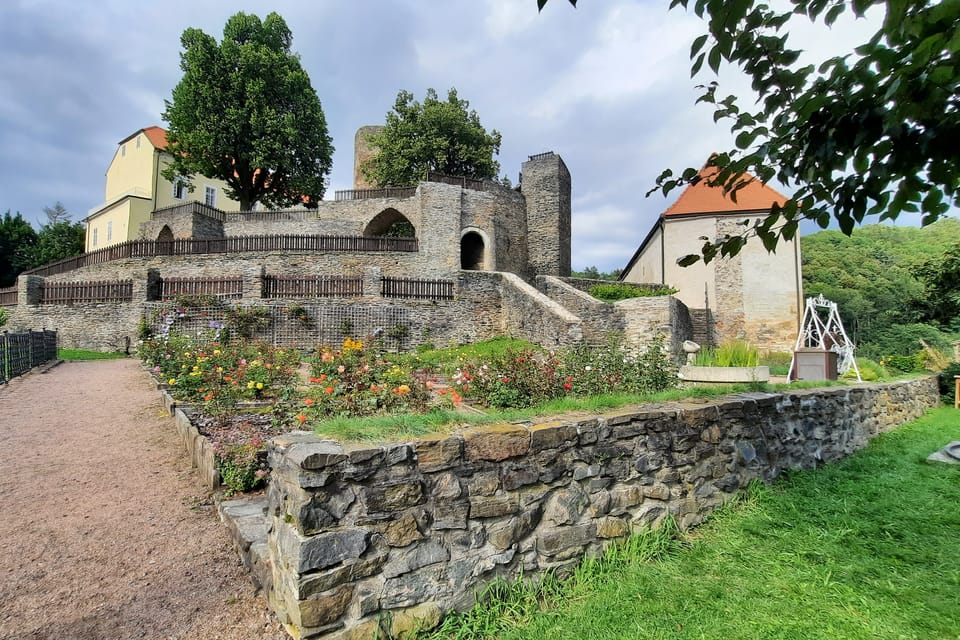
[262,376,939,639]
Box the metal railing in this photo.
[0,330,58,384]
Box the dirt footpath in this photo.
[0,359,288,640]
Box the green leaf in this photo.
[691,34,709,57]
[677,254,701,267]
[708,45,722,74]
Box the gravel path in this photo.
[0,359,288,640]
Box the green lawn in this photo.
[57,348,128,361]
[420,407,960,640]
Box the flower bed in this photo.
[142,332,680,495]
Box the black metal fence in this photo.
[0,330,58,384]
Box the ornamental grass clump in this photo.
[694,340,761,367]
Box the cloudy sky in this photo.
[1,0,904,272]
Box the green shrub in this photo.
[859,323,953,360]
[589,282,677,302]
[846,358,887,381]
[938,362,960,405]
[880,352,926,373]
[0,308,7,328]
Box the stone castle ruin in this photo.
[3,132,693,359]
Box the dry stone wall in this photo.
[262,376,939,639]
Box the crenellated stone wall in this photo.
[261,376,939,639]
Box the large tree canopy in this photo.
[362,88,502,188]
[540,0,959,265]
[162,12,333,210]
[0,211,38,287]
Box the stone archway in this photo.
[364,208,416,238]
[460,231,485,270]
[157,225,174,255]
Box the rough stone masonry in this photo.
[256,376,938,639]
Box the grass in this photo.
[414,407,960,639]
[394,336,540,374]
[58,348,128,361]
[311,380,850,442]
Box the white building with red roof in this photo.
[620,158,803,352]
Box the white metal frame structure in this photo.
[789,294,862,382]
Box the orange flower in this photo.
[296,413,308,423]
[204,392,215,401]
[325,386,334,394]
[370,384,378,392]
[303,397,315,406]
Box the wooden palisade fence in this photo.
[23,234,419,279]
[382,276,455,300]
[160,277,244,299]
[264,275,364,298]
[41,280,133,304]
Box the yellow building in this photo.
[84,127,240,251]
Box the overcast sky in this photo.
[0,0,915,272]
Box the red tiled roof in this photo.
[663,160,787,216]
[118,126,168,151]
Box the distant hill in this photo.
[801,218,960,359]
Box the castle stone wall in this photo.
[262,376,939,639]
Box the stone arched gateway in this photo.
[157,225,174,242]
[363,208,416,238]
[460,229,490,270]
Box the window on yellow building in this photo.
[204,186,216,207]
[107,221,112,242]
[121,144,126,158]
[173,178,187,200]
[92,227,98,247]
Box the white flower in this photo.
[584,365,592,371]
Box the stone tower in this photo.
[521,152,571,277]
[353,125,384,190]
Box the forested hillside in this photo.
[801,218,960,361]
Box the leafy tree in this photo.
[162,12,333,210]
[33,221,85,266]
[802,219,960,355]
[914,242,960,330]
[361,88,502,187]
[0,211,39,287]
[571,266,622,280]
[540,0,959,264]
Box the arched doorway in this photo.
[460,231,485,270]
[157,225,174,255]
[364,208,416,238]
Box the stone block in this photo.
[288,441,348,470]
[609,486,643,514]
[432,501,469,530]
[362,481,423,514]
[280,525,370,574]
[390,602,443,639]
[536,523,596,557]
[462,424,530,462]
[290,585,353,629]
[596,516,629,539]
[381,566,444,609]
[415,435,462,472]
[469,494,520,519]
[383,541,450,579]
[371,514,423,548]
[528,421,578,451]
[502,464,539,491]
[298,555,387,599]
[543,483,589,526]
[431,472,462,500]
[467,471,500,496]
[643,483,671,501]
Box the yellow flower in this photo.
[256,382,264,390]
[247,381,255,389]
[213,349,221,355]
[168,378,176,385]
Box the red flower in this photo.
[563,383,572,391]
[296,413,307,423]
